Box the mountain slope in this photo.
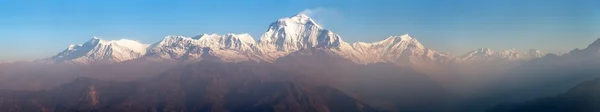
[40,12,549,67]
[467,39,600,112]
[256,13,356,61]
[460,48,545,62]
[40,13,458,66]
[144,34,259,62]
[351,34,455,67]
[45,37,149,64]
[564,38,600,59]
[254,13,453,66]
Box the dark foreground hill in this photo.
[489,78,600,112]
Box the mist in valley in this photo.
[2,44,600,112]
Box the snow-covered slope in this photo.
[145,33,259,62]
[253,13,453,67]
[460,48,545,61]
[43,12,546,67]
[258,13,326,52]
[256,13,356,61]
[46,37,149,64]
[351,34,455,67]
[42,13,458,66]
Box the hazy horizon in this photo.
[0,0,598,61]
[2,1,600,111]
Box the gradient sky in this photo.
[0,0,599,61]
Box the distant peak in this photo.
[475,48,493,53]
[272,12,321,28]
[193,33,253,39]
[502,48,518,52]
[385,34,413,41]
[164,35,188,39]
[69,44,82,47]
[89,36,102,42]
[587,38,600,48]
[479,48,492,50]
[292,13,310,19]
[528,49,541,52]
[83,36,103,45]
[225,33,253,38]
[194,33,220,39]
[191,34,208,39]
[225,33,247,36]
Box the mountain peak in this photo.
[461,48,546,61]
[376,34,417,45]
[501,48,519,53]
[191,34,210,39]
[586,38,600,48]
[193,33,220,40]
[47,37,150,63]
[473,48,494,54]
[83,37,103,46]
[165,35,186,39]
[292,13,311,19]
[42,12,460,65]
[258,12,334,52]
[273,13,321,29]
[478,48,493,51]
[225,33,250,37]
[389,34,413,41]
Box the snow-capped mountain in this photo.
[351,34,455,67]
[144,33,259,62]
[254,13,452,67]
[45,37,149,64]
[43,12,542,66]
[256,13,356,61]
[460,48,545,61]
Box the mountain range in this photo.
[2,12,600,112]
[38,13,546,67]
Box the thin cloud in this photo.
[298,7,343,27]
[299,7,327,17]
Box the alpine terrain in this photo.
[40,13,544,68]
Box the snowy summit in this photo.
[41,12,546,66]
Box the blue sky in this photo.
[0,0,599,60]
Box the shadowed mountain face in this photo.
[489,78,600,112]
